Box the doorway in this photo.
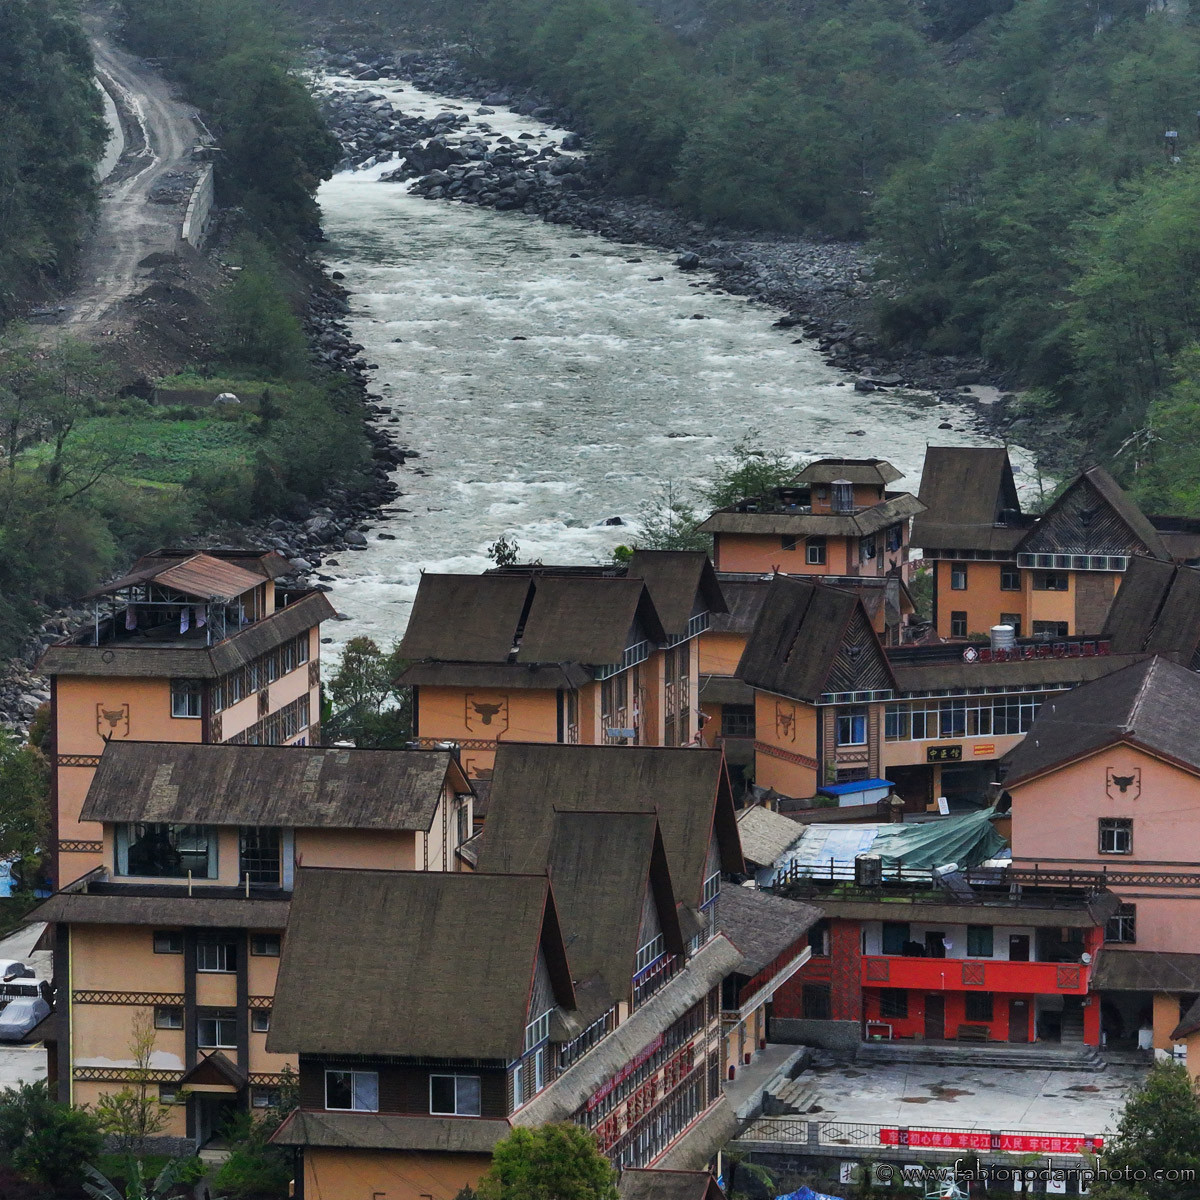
[1008,998,1030,1043]
[193,1094,239,1149]
[925,994,945,1040]
[1009,934,1030,962]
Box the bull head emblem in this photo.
[465,693,508,735]
[1106,766,1140,801]
[96,702,131,740]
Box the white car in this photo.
[0,996,50,1041]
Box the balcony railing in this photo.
[631,952,683,1009]
[860,955,1088,994]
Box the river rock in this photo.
[675,252,701,270]
[345,531,369,547]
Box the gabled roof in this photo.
[1004,657,1200,786]
[718,885,820,976]
[80,742,470,831]
[542,811,684,1006]
[626,551,727,637]
[619,1168,728,1200]
[476,744,744,906]
[698,493,923,539]
[1017,467,1170,561]
[909,446,1026,552]
[267,869,574,1060]
[794,457,904,487]
[398,573,532,662]
[517,577,662,664]
[83,552,265,603]
[179,1051,246,1092]
[736,806,803,868]
[709,576,770,636]
[736,575,896,701]
[1104,556,1200,658]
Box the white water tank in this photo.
[990,624,1016,651]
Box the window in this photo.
[170,679,203,718]
[251,1009,271,1033]
[252,1087,280,1109]
[251,933,281,957]
[635,934,665,975]
[720,705,755,739]
[967,926,994,958]
[326,1069,379,1112]
[836,705,868,746]
[154,1006,183,1030]
[879,989,908,1019]
[240,828,282,887]
[805,537,827,566]
[1099,818,1132,855]
[950,611,968,638]
[1106,904,1136,944]
[152,931,182,954]
[964,992,994,1023]
[832,482,853,513]
[859,534,877,563]
[1000,564,1020,591]
[197,1009,237,1049]
[781,534,798,552]
[1033,620,1069,638]
[951,564,968,590]
[513,1061,524,1110]
[159,1085,180,1104]
[1000,613,1022,637]
[197,939,238,973]
[429,1074,481,1117]
[885,524,903,553]
[802,983,831,1020]
[116,823,216,879]
[702,870,720,909]
[881,922,910,955]
[884,694,1045,741]
[1032,571,1069,591]
[524,1010,551,1053]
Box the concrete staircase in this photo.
[1060,1006,1086,1044]
[857,1039,1105,1071]
[763,1074,820,1116]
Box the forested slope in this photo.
[0,0,106,319]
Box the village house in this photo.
[396,551,725,783]
[27,741,473,1146]
[1004,656,1200,1055]
[697,457,923,579]
[39,548,332,887]
[910,447,1200,642]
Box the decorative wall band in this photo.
[753,741,819,770]
[59,841,104,854]
[74,1067,183,1083]
[249,995,273,1009]
[56,756,102,768]
[248,1073,286,1086]
[74,991,185,1006]
[413,736,498,751]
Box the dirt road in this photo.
[64,24,203,333]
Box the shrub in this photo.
[0,1080,104,1190]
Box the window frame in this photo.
[154,1005,183,1030]
[429,1073,481,1117]
[1000,613,1022,638]
[967,925,994,958]
[196,1009,237,1050]
[780,534,798,552]
[1099,818,1133,856]
[964,992,994,1023]
[950,563,968,591]
[1000,564,1021,591]
[801,983,831,1020]
[835,705,868,747]
[250,933,281,957]
[152,930,183,955]
[116,823,217,880]
[170,678,203,719]
[950,610,968,638]
[196,939,238,974]
[805,536,827,566]
[879,989,908,1019]
[325,1068,379,1113]
[1105,904,1137,944]
[251,1009,271,1033]
[1032,570,1069,592]
[239,827,282,888]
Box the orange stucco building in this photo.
[39,549,331,888]
[30,742,473,1145]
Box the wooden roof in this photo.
[794,457,903,486]
[910,446,1026,552]
[890,652,1141,696]
[718,885,820,976]
[1004,657,1200,785]
[1104,556,1200,658]
[1092,949,1200,994]
[699,493,923,538]
[626,550,727,637]
[516,577,661,664]
[398,573,531,662]
[80,742,468,831]
[477,744,744,907]
[84,553,264,602]
[267,869,574,1061]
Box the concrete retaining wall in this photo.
[771,1018,861,1051]
[182,163,215,249]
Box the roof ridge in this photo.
[1125,656,1160,731]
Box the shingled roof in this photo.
[398,574,532,662]
[477,744,744,906]
[1004,657,1200,785]
[626,551,727,637]
[909,446,1028,552]
[80,742,469,831]
[793,457,904,487]
[267,869,574,1060]
[718,885,821,976]
[516,577,662,665]
[736,806,803,869]
[1104,556,1200,659]
[698,494,923,539]
[736,575,895,701]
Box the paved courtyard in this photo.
[800,1058,1148,1135]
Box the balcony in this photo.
[861,956,1089,995]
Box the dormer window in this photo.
[116,823,217,879]
[326,1069,379,1112]
[832,481,853,513]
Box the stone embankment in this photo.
[317,47,1016,415]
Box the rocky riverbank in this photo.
[316,46,1025,433]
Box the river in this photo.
[313,79,1030,657]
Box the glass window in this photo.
[251,934,281,957]
[885,524,903,553]
[832,482,853,513]
[635,935,665,975]
[239,828,282,887]
[116,824,216,879]
[836,706,868,746]
[154,1006,183,1029]
[152,931,183,954]
[251,1087,280,1109]
[326,1069,379,1112]
[808,919,830,957]
[512,1061,524,1109]
[170,679,203,718]
[964,993,994,1023]
[806,537,827,566]
[1033,620,1069,638]
[1099,818,1132,855]
[967,925,994,957]
[159,1085,180,1104]
[781,534,798,552]
[429,1074,481,1117]
[859,534,877,562]
[251,1009,271,1033]
[197,939,237,973]
[951,564,968,590]
[881,922,910,955]
[950,611,968,638]
[1106,904,1136,944]
[1033,571,1069,591]
[1000,613,1022,637]
[721,704,754,739]
[880,989,908,1019]
[1000,564,1020,591]
[197,1010,237,1049]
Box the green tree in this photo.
[631,482,707,552]
[0,1079,104,1191]
[95,1009,172,1156]
[0,730,48,883]
[1089,1062,1200,1200]
[701,432,798,509]
[325,637,413,749]
[475,1124,618,1200]
[84,1157,209,1200]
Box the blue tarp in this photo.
[775,1188,841,1200]
[817,777,891,796]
